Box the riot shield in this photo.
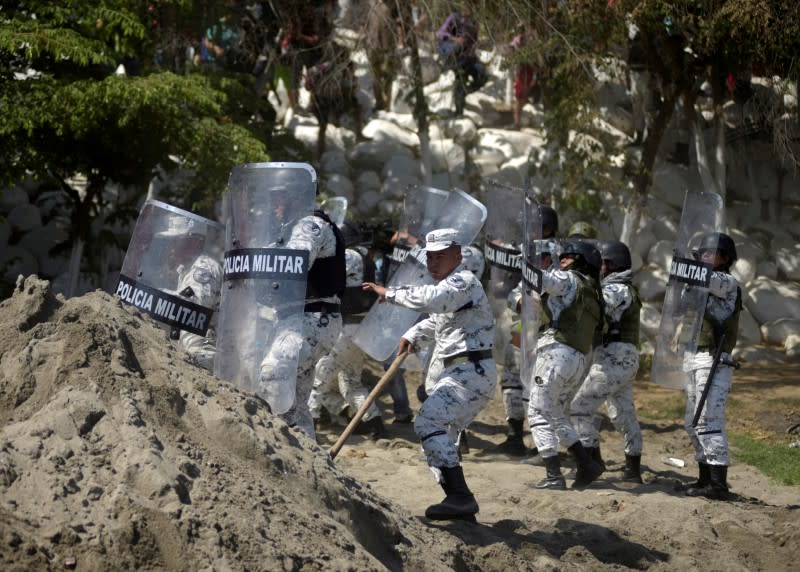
[387,186,450,279]
[520,192,544,391]
[319,196,348,227]
[353,189,487,362]
[651,190,724,390]
[214,162,316,413]
[115,200,224,339]
[482,180,524,361]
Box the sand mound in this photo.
[0,276,462,571]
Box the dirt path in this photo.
[325,363,800,570]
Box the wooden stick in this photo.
[329,351,409,459]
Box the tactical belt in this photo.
[304,302,341,314]
[442,349,493,369]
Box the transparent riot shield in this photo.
[115,200,224,340]
[387,186,450,280]
[651,190,724,390]
[214,162,316,413]
[353,189,488,362]
[520,192,544,391]
[319,196,348,227]
[482,180,524,361]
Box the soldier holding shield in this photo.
[651,192,739,500]
[682,232,741,500]
[569,240,644,483]
[515,239,605,490]
[215,163,345,440]
[363,228,496,522]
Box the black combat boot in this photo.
[586,444,606,471]
[622,454,643,484]
[569,442,604,489]
[683,462,711,492]
[534,455,566,490]
[685,465,731,500]
[425,465,479,522]
[360,416,387,440]
[497,418,528,456]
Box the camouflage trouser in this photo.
[501,343,526,421]
[415,359,497,469]
[570,343,642,454]
[259,312,342,439]
[527,342,586,458]
[309,326,381,422]
[179,330,216,372]
[685,363,732,466]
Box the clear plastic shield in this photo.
[387,186,450,279]
[319,196,348,227]
[214,162,316,413]
[520,192,544,390]
[353,189,488,362]
[115,199,224,338]
[651,190,724,390]
[482,180,524,360]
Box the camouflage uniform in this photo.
[309,247,381,423]
[683,271,740,466]
[528,269,590,458]
[570,270,642,455]
[505,238,562,419]
[176,254,223,371]
[259,214,343,438]
[386,268,496,469]
[422,246,486,396]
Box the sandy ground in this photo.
[1,276,798,571]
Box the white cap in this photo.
[424,228,461,252]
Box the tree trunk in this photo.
[398,0,432,185]
[67,238,84,298]
[620,90,677,245]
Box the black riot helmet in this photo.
[339,220,364,247]
[598,240,632,272]
[539,205,559,238]
[696,232,737,270]
[560,240,602,280]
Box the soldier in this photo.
[362,228,496,522]
[522,240,605,490]
[499,204,559,456]
[116,200,224,372]
[567,220,598,240]
[176,254,223,371]
[683,232,741,500]
[257,205,346,439]
[309,220,386,438]
[570,240,644,483]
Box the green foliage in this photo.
[730,432,800,486]
[0,0,272,280]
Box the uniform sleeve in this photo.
[403,316,436,347]
[542,268,576,297]
[287,216,334,267]
[603,283,632,323]
[507,279,523,312]
[344,249,364,287]
[386,271,475,313]
[708,271,738,299]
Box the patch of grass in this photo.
[637,394,685,421]
[730,431,800,486]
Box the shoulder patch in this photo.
[446,273,466,289]
[302,221,321,235]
